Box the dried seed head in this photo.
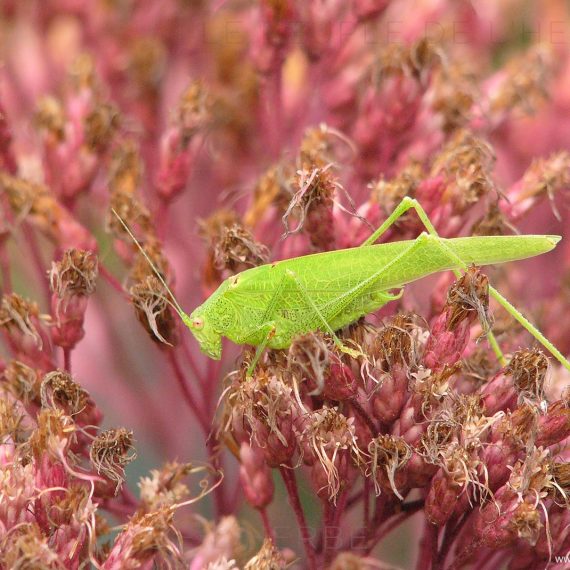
[0,173,93,249]
[371,314,422,370]
[40,370,89,417]
[289,332,356,399]
[462,348,498,385]
[84,102,119,152]
[1,523,60,569]
[130,276,179,346]
[90,428,136,493]
[244,538,287,569]
[412,363,460,416]
[490,45,553,115]
[506,349,548,404]
[138,461,194,511]
[550,462,570,503]
[127,37,166,94]
[373,37,441,83]
[3,360,41,404]
[106,508,181,567]
[508,447,553,502]
[471,203,514,237]
[27,408,74,459]
[49,249,98,301]
[176,80,212,143]
[107,141,146,223]
[0,397,26,443]
[518,151,570,212]
[282,164,337,248]
[496,404,538,448]
[431,62,477,133]
[300,406,361,502]
[366,435,412,499]
[68,52,97,90]
[34,96,66,142]
[225,370,297,465]
[244,165,289,227]
[0,293,42,348]
[431,130,495,212]
[445,266,490,333]
[211,223,270,272]
[369,162,423,212]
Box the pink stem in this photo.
[279,465,317,570]
[167,350,209,433]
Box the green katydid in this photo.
[113,197,570,374]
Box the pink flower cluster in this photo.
[1,1,570,568]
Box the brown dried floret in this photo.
[369,162,423,212]
[200,209,269,274]
[127,37,166,94]
[300,406,362,502]
[244,538,287,569]
[431,129,496,212]
[3,360,42,403]
[84,102,119,152]
[49,249,99,301]
[212,224,270,271]
[40,370,89,416]
[431,61,478,133]
[490,44,553,115]
[412,363,461,415]
[281,163,337,241]
[549,462,570,503]
[1,523,61,569]
[372,36,441,84]
[496,404,538,448]
[0,397,26,442]
[110,507,182,567]
[129,238,171,284]
[176,80,212,144]
[34,96,65,141]
[90,428,136,492]
[505,348,548,403]
[0,293,42,347]
[370,314,423,370]
[130,276,179,346]
[244,165,290,227]
[138,461,195,511]
[471,202,515,237]
[68,52,97,91]
[288,331,332,393]
[445,266,490,333]
[366,434,412,499]
[462,348,499,384]
[26,408,74,458]
[0,173,92,249]
[517,151,570,217]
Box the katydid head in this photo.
[181,308,222,360]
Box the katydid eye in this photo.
[193,318,204,330]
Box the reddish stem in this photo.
[63,346,72,372]
[416,518,439,570]
[279,465,317,570]
[258,507,275,542]
[167,350,209,433]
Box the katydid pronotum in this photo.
[114,197,570,375]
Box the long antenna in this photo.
[111,208,187,318]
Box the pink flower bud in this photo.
[239,442,274,509]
